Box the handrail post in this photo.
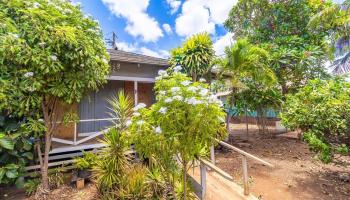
[210,145,215,165]
[242,155,249,195]
[200,161,207,200]
[73,122,77,145]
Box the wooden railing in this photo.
[198,139,274,199]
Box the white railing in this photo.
[52,118,117,146]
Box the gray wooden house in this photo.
[50,49,168,155]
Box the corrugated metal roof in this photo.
[108,49,169,66]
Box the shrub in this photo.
[129,66,227,198]
[281,77,350,162]
[73,151,97,170]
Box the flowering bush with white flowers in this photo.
[129,66,227,198]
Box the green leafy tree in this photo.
[308,0,350,74]
[169,32,215,81]
[0,0,110,191]
[281,77,350,162]
[225,0,330,95]
[130,67,227,199]
[217,39,277,133]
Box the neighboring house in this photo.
[25,50,168,170]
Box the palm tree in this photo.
[308,0,350,74]
[219,39,275,90]
[218,38,276,136]
[169,32,215,81]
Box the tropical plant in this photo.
[91,91,135,198]
[308,0,350,74]
[129,67,227,199]
[0,0,110,191]
[217,39,277,133]
[281,77,350,163]
[73,151,97,170]
[0,115,44,187]
[219,39,276,90]
[169,32,215,81]
[24,178,41,196]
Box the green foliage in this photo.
[0,0,110,106]
[308,0,350,74]
[0,133,13,150]
[0,115,44,187]
[93,127,130,196]
[73,151,97,170]
[169,32,215,81]
[118,165,152,199]
[225,0,330,96]
[48,167,65,189]
[0,0,110,189]
[92,92,132,197]
[281,77,350,162]
[107,91,134,131]
[24,178,41,196]
[130,67,227,198]
[219,38,276,90]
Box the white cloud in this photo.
[102,0,163,42]
[140,47,167,58]
[162,23,172,35]
[116,42,138,52]
[175,0,215,37]
[205,0,237,24]
[116,41,169,58]
[175,0,237,37]
[166,0,181,14]
[213,33,234,56]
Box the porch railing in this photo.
[51,118,117,146]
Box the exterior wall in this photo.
[138,82,155,106]
[78,80,124,133]
[110,61,165,78]
[124,81,135,104]
[52,102,78,139]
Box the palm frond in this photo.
[332,51,350,74]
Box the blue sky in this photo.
[72,0,345,58]
[72,0,236,58]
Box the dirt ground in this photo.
[215,123,350,200]
[1,123,349,200]
[0,183,98,200]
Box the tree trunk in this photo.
[245,106,249,141]
[41,132,51,190]
[192,72,197,82]
[183,161,187,200]
[40,97,58,191]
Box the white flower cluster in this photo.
[132,103,146,117]
[156,70,168,80]
[155,126,162,134]
[186,97,202,105]
[174,65,182,72]
[159,107,167,114]
[133,103,146,111]
[181,80,191,86]
[9,33,19,39]
[32,2,40,8]
[51,55,58,61]
[24,72,34,77]
[126,120,132,127]
[171,87,180,93]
